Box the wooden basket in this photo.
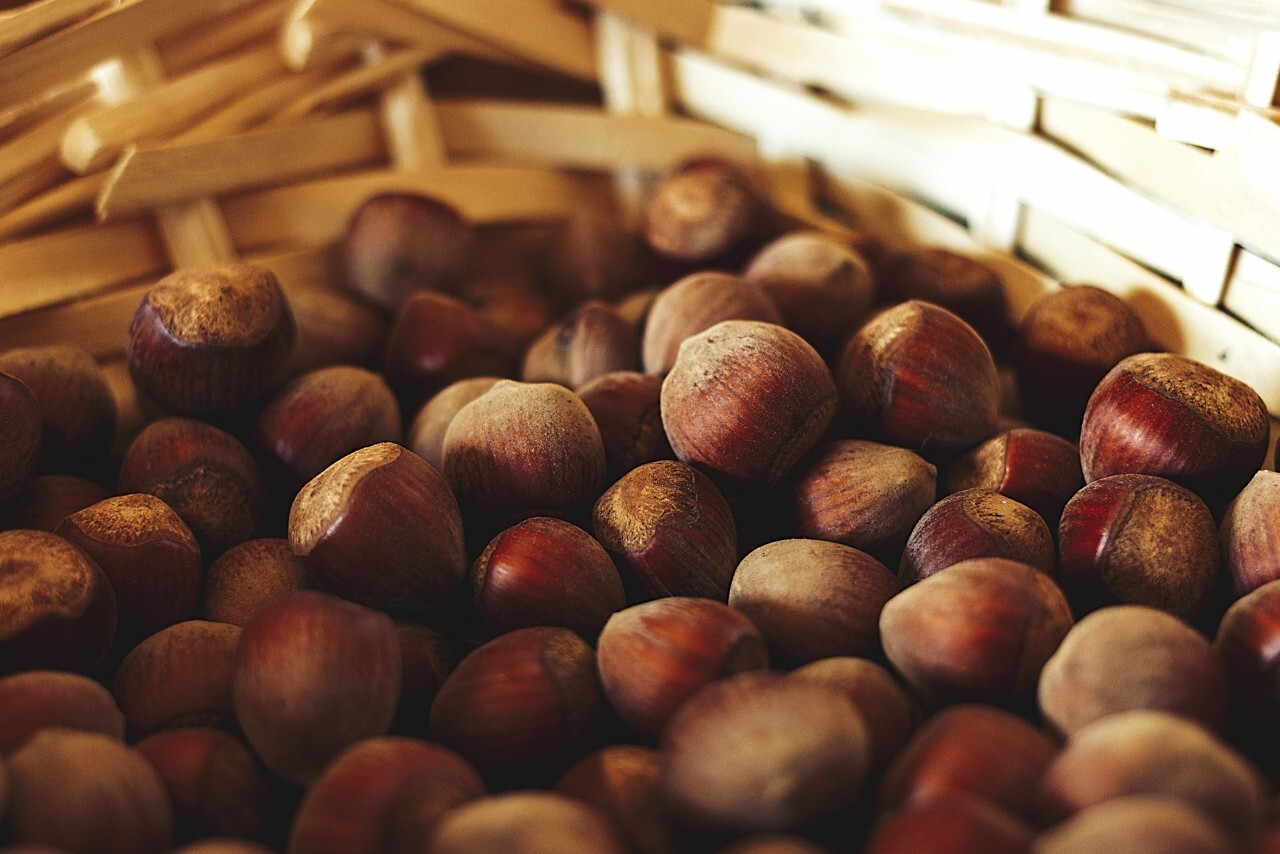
[5,0,1280,445]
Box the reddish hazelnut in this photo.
[471,517,625,638]
[55,493,201,639]
[642,158,773,274]
[134,727,274,844]
[1057,473,1219,619]
[879,557,1074,707]
[837,300,999,456]
[899,488,1055,584]
[288,736,485,854]
[0,371,41,508]
[865,794,1035,854]
[592,459,738,599]
[442,380,606,526]
[6,728,172,854]
[729,539,901,664]
[1080,352,1269,507]
[285,288,388,376]
[0,529,117,675]
[882,249,1009,354]
[289,443,466,615]
[792,657,923,772]
[0,670,125,754]
[1214,579,1280,728]
[1038,605,1229,737]
[944,428,1084,530]
[406,376,502,472]
[466,274,557,351]
[1,474,109,532]
[342,192,473,310]
[641,272,781,376]
[428,626,603,787]
[112,619,242,739]
[117,417,265,555]
[743,230,876,353]
[428,791,627,854]
[596,597,768,741]
[233,590,401,786]
[720,836,830,854]
[789,439,938,566]
[172,840,277,854]
[1034,795,1235,854]
[522,301,641,389]
[661,320,836,491]
[555,745,673,854]
[876,703,1057,824]
[661,670,872,835]
[392,621,452,734]
[200,538,310,627]
[1037,711,1265,837]
[253,365,402,487]
[577,371,673,479]
[0,346,115,474]
[1014,284,1151,436]
[127,264,296,416]
[542,191,640,304]
[1221,470,1280,597]
[381,746,489,854]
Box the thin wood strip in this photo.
[380,68,447,170]
[0,0,258,105]
[0,0,115,59]
[0,159,67,217]
[155,0,290,74]
[221,166,591,252]
[0,77,97,144]
[61,44,287,174]
[1223,248,1280,345]
[97,111,384,219]
[0,97,94,213]
[0,172,102,242]
[174,63,345,142]
[0,282,149,361]
[271,46,435,123]
[388,0,596,81]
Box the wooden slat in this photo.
[1223,248,1280,345]
[0,77,96,144]
[0,282,148,361]
[174,63,343,142]
[0,0,115,59]
[271,45,435,123]
[0,96,93,213]
[154,0,289,74]
[0,172,102,242]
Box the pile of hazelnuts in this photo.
[2,156,1280,854]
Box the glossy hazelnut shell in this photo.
[1220,470,1280,597]
[882,249,1009,353]
[522,301,641,389]
[641,272,781,377]
[0,670,125,754]
[899,488,1055,584]
[0,346,115,473]
[944,428,1084,530]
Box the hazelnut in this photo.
[554,745,673,854]
[233,590,401,786]
[0,529,117,675]
[429,626,603,787]
[542,191,640,304]
[882,249,1009,354]
[865,794,1034,854]
[55,493,202,640]
[406,376,502,472]
[879,557,1073,706]
[1057,473,1219,620]
[661,320,836,491]
[1038,605,1229,737]
[127,264,296,417]
[789,439,938,566]
[577,371,673,480]
[392,621,453,735]
[1214,579,1280,729]
[596,597,769,741]
[0,370,41,508]
[1080,352,1269,508]
[342,192,473,310]
[837,300,999,456]
[288,443,466,615]
[285,288,388,377]
[427,791,627,854]
[592,459,738,599]
[200,538,310,627]
[661,670,872,835]
[899,488,1055,584]
[791,657,923,771]
[641,272,781,376]
[944,428,1084,530]
[729,538,901,664]
[171,840,277,854]
[720,836,831,854]
[0,345,115,475]
[466,274,557,351]
[1,474,109,532]
[470,516,625,639]
[1033,795,1235,854]
[1220,470,1280,597]
[522,300,641,389]
[0,670,125,754]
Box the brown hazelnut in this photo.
[6,728,172,854]
[342,192,473,310]
[1080,352,1269,508]
[729,539,901,664]
[112,619,242,740]
[1038,605,1229,737]
[596,597,769,741]
[789,439,938,566]
[1,474,109,532]
[1214,579,1280,729]
[466,274,557,351]
[0,346,115,474]
[427,791,627,854]
[865,794,1034,854]
[117,417,265,556]
[288,443,466,615]
[55,493,202,640]
[641,272,781,376]
[1221,470,1280,597]
[285,288,388,377]
[719,835,831,854]
[392,621,453,735]
[522,300,641,389]
[442,380,606,526]
[592,459,738,599]
[554,745,673,854]
[899,488,1055,584]
[0,529,117,675]
[406,376,502,472]
[470,516,625,639]
[200,538,310,627]
[0,670,125,754]
[837,300,1000,456]
[1057,473,1219,620]
[577,370,673,480]
[541,191,640,304]
[233,590,401,786]
[879,557,1074,707]
[171,839,278,854]
[1014,284,1151,437]
[661,670,872,835]
[127,264,296,417]
[1033,795,1235,854]
[661,320,836,491]
[428,626,603,787]
[944,428,1084,530]
[0,370,41,508]
[882,249,1009,354]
